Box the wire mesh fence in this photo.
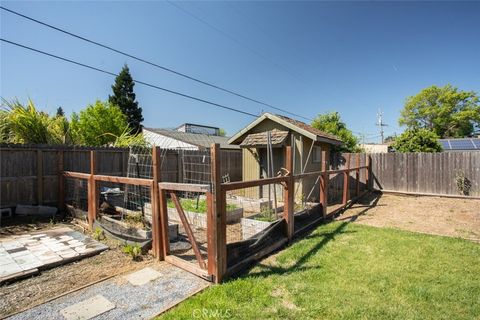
[166,189,208,268]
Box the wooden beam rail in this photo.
[220,165,368,193]
[63,171,90,180]
[93,174,152,186]
[158,182,210,193]
[221,176,289,191]
[293,166,368,180]
[62,171,152,186]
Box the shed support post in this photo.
[283,146,294,240]
[208,143,226,283]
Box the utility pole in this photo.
[376,109,388,144]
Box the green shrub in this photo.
[92,227,105,241]
[122,243,142,261]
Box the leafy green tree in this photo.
[218,128,227,137]
[399,85,480,138]
[392,128,442,153]
[311,111,361,152]
[70,100,128,146]
[108,64,143,133]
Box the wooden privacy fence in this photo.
[370,152,480,197]
[0,144,242,208]
[61,145,370,283]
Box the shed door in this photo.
[259,148,284,199]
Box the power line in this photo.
[0,5,312,121]
[0,38,259,118]
[168,1,308,87]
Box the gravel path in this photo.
[7,262,209,320]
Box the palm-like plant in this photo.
[1,98,70,144]
[104,126,147,147]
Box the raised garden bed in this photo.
[66,204,178,246]
[240,212,280,240]
[144,198,243,229]
[202,195,283,213]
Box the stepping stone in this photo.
[0,262,22,277]
[2,241,22,250]
[14,253,42,271]
[58,249,79,259]
[9,249,31,258]
[31,234,46,238]
[0,256,16,266]
[124,267,162,286]
[60,294,115,320]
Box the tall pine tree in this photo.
[109,64,143,133]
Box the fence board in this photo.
[0,144,242,208]
[370,152,480,197]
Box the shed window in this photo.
[312,146,322,163]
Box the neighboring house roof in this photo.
[240,129,289,148]
[228,113,342,146]
[143,128,239,150]
[439,138,480,151]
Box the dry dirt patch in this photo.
[337,193,480,242]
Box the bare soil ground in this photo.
[0,219,154,318]
[337,192,480,242]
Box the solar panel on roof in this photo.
[439,140,451,149]
[449,139,476,150]
[473,139,480,149]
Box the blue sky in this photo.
[1,1,479,142]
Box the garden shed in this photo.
[228,113,342,200]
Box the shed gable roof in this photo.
[228,113,342,146]
[239,129,289,148]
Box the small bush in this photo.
[92,227,105,241]
[455,170,472,196]
[122,243,142,261]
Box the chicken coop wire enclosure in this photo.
[65,177,89,221]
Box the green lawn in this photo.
[158,222,480,320]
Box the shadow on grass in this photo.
[232,192,383,280]
[246,221,351,278]
[336,191,383,222]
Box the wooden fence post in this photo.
[37,150,43,205]
[88,151,98,229]
[208,143,226,283]
[320,150,329,217]
[177,150,183,183]
[151,146,164,260]
[366,155,371,191]
[57,151,64,213]
[283,146,294,240]
[355,153,360,197]
[342,154,351,205]
[157,149,170,258]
